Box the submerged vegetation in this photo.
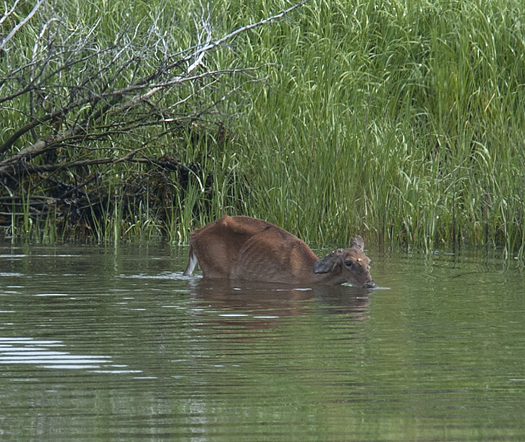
[2,0,525,255]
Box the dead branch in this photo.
[0,1,309,177]
[0,0,47,51]
[0,0,310,238]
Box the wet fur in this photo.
[184,215,375,287]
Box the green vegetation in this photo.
[238,0,525,255]
[2,0,525,256]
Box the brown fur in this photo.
[184,215,376,287]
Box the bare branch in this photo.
[191,0,310,60]
[0,0,310,178]
[0,0,24,27]
[0,0,48,51]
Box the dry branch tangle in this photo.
[0,0,310,177]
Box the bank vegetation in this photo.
[2,0,525,257]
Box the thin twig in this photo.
[0,0,48,51]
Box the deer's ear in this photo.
[350,235,365,251]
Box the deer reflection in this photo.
[189,278,372,329]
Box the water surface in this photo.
[0,243,524,441]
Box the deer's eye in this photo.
[344,260,354,268]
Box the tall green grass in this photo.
[2,0,525,254]
[225,0,525,254]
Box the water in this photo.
[0,243,524,441]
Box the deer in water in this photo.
[183,215,376,288]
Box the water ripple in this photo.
[0,337,115,371]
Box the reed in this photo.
[2,0,525,255]
[229,0,525,254]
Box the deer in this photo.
[183,215,376,288]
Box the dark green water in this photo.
[0,243,524,441]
